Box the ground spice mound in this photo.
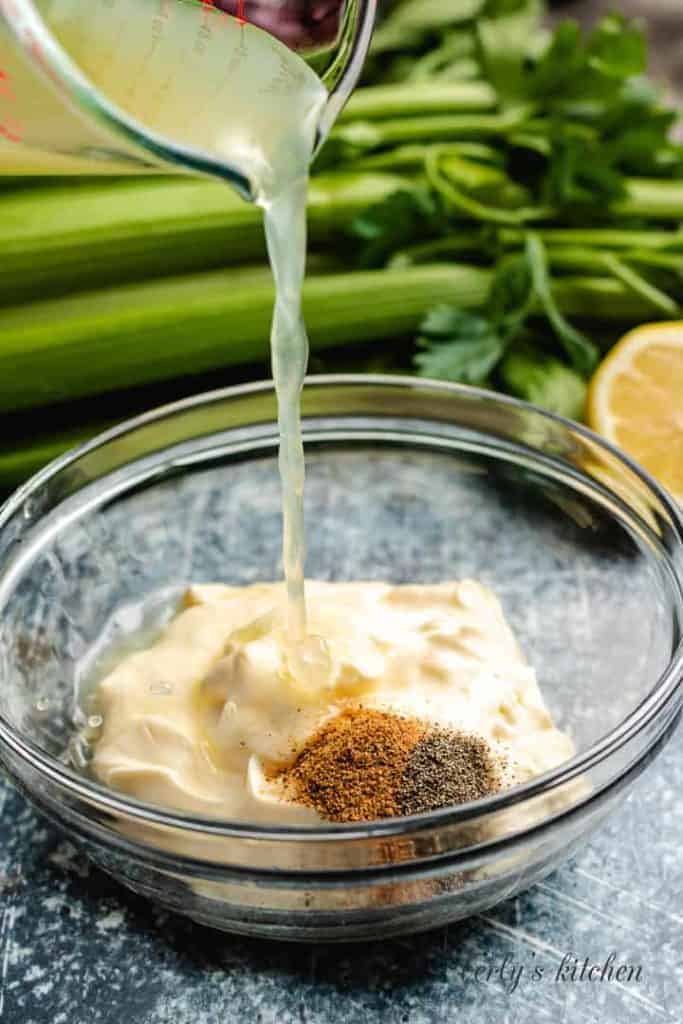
[283,708,425,822]
[281,709,504,823]
[397,728,502,816]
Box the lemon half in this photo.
[587,323,683,503]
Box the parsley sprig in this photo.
[339,0,683,417]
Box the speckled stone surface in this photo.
[0,737,681,1024]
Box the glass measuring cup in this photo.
[0,0,376,194]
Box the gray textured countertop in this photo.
[1,733,681,1023]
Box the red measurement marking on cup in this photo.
[0,68,23,143]
[0,118,22,142]
[0,70,14,98]
[201,0,246,30]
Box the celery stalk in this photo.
[331,110,528,152]
[0,264,491,411]
[615,179,683,221]
[0,173,404,304]
[340,82,497,121]
[0,262,660,414]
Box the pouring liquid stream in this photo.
[32,0,328,671]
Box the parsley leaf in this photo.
[527,21,585,101]
[488,252,534,336]
[413,237,600,389]
[500,346,588,420]
[412,255,533,386]
[586,13,646,81]
[542,127,627,208]
[529,14,645,109]
[600,81,680,177]
[477,0,544,103]
[351,186,444,267]
[414,308,505,385]
[521,14,669,209]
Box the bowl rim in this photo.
[0,373,682,842]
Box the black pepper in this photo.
[397,728,503,816]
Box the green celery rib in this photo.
[331,110,526,152]
[615,179,683,220]
[370,0,482,54]
[0,263,660,414]
[601,255,680,317]
[548,245,683,277]
[389,234,485,266]
[500,227,683,251]
[0,172,403,305]
[0,264,492,412]
[340,82,497,122]
[551,276,663,321]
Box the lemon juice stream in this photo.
[35,0,328,657]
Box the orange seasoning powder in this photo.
[282,708,426,823]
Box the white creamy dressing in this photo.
[93,581,576,824]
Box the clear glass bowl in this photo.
[0,376,681,942]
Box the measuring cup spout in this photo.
[0,0,376,181]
